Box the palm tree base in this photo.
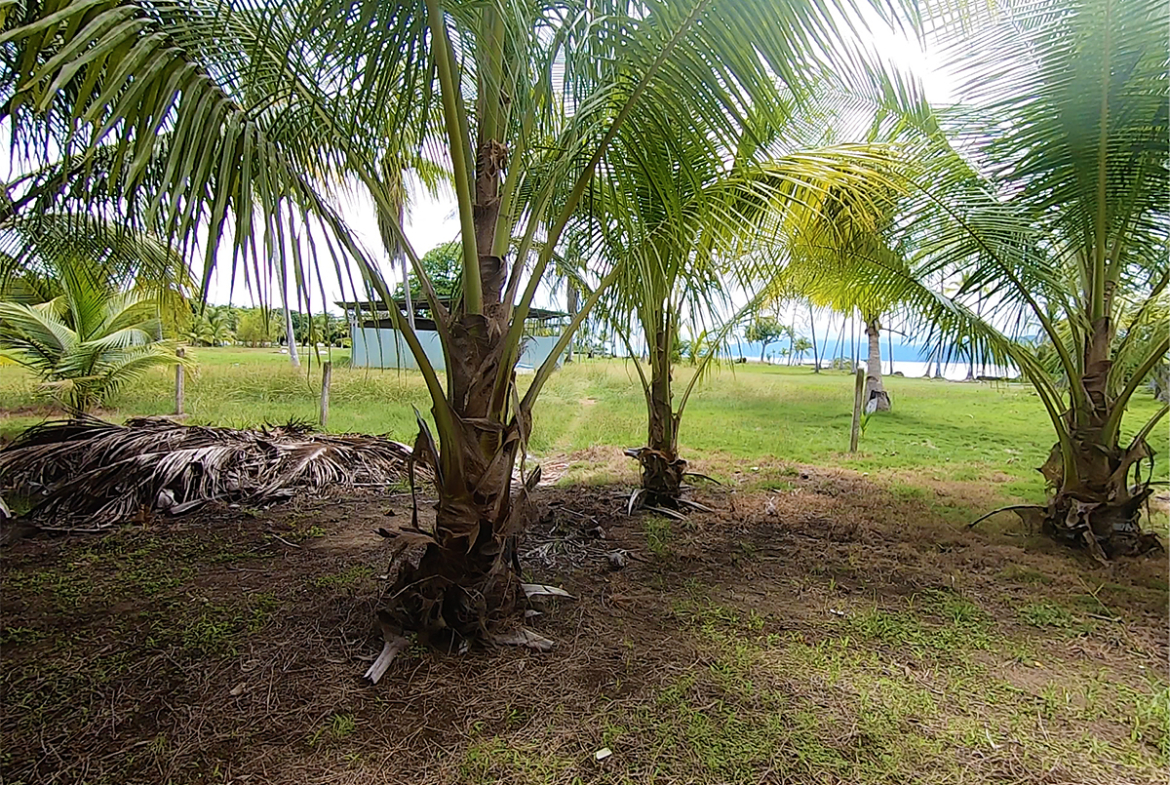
[1032,436,1165,560]
[626,447,687,509]
[866,389,891,412]
[1042,490,1162,561]
[377,535,523,657]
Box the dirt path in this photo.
[2,461,1166,784]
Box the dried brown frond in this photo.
[0,415,411,529]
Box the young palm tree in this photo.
[585,116,892,509]
[778,174,908,410]
[872,0,1169,556]
[2,0,908,664]
[0,264,184,412]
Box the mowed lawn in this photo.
[3,348,1169,785]
[2,346,1166,508]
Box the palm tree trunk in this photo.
[564,285,578,363]
[887,325,894,375]
[1040,317,1157,557]
[379,115,526,652]
[400,200,415,332]
[789,315,796,365]
[850,315,857,369]
[633,315,685,507]
[281,272,300,368]
[809,304,820,373]
[864,317,890,411]
[835,315,846,369]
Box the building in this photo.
[337,298,569,370]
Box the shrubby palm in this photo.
[0,264,184,412]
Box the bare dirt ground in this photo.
[2,454,1167,785]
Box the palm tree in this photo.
[2,0,908,665]
[584,111,888,509]
[186,306,236,347]
[0,264,184,412]
[778,172,907,410]
[874,0,1168,556]
[791,337,814,365]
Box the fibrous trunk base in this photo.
[1040,490,1162,561]
[626,447,687,509]
[866,389,891,412]
[379,534,522,654]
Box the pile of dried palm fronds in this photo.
[0,416,412,530]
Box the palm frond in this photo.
[0,416,412,529]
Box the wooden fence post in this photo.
[175,347,185,416]
[320,361,332,428]
[849,366,865,453]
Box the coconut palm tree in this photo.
[2,0,910,666]
[584,111,892,509]
[791,337,814,365]
[777,174,908,410]
[867,0,1169,556]
[186,306,236,347]
[0,262,185,412]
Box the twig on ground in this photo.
[265,532,302,549]
[966,504,1046,530]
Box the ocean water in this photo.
[724,339,1020,381]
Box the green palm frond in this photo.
[1,267,183,411]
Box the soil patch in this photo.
[2,471,1166,784]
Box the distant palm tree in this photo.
[186,306,236,347]
[791,337,813,365]
[1,265,184,412]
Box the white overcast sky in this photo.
[0,11,956,321]
[202,11,957,317]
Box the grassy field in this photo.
[2,347,1168,784]
[2,346,1167,507]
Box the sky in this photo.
[203,9,959,335]
[0,7,961,353]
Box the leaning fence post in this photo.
[175,347,186,416]
[849,365,865,453]
[320,361,332,428]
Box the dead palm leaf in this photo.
[0,416,412,530]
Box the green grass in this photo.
[5,348,1167,497]
[2,353,1166,784]
[449,588,1169,784]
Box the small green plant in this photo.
[0,626,47,645]
[0,260,186,412]
[644,517,673,558]
[309,713,356,746]
[859,409,873,438]
[1018,601,1078,629]
[308,565,374,593]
